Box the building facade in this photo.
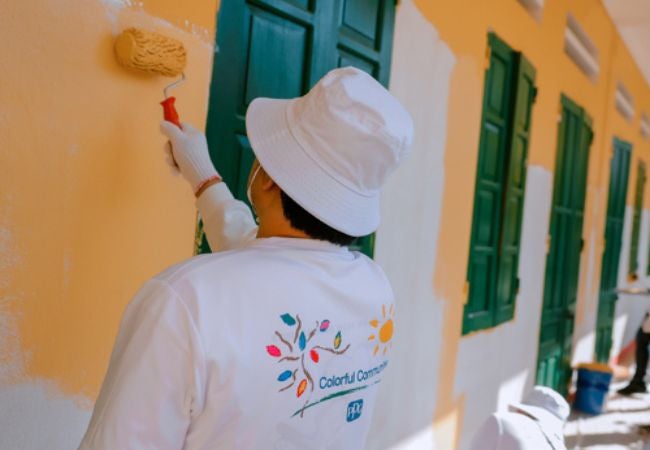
[1,0,650,449]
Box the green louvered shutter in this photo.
[536,95,593,394]
[629,162,646,277]
[463,34,517,334]
[494,54,537,325]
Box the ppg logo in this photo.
[346,399,363,422]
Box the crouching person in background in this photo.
[469,386,570,450]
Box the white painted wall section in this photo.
[617,206,633,287]
[0,183,91,450]
[0,381,90,450]
[571,181,603,366]
[571,183,603,367]
[455,166,553,450]
[367,1,455,449]
[638,209,650,279]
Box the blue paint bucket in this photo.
[574,363,613,415]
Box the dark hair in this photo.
[280,190,356,246]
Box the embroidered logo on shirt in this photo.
[368,304,394,356]
[346,399,363,422]
[266,314,350,407]
[266,309,391,419]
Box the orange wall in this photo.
[0,0,218,400]
[411,0,650,447]
[2,0,650,448]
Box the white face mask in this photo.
[246,164,263,206]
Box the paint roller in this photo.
[114,28,187,128]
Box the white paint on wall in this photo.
[387,426,435,450]
[570,180,602,367]
[572,321,597,365]
[570,226,600,366]
[454,166,553,450]
[495,370,529,413]
[617,206,633,287]
[571,226,599,366]
[367,1,455,449]
[99,0,213,46]
[638,209,650,280]
[0,230,88,448]
[572,330,596,366]
[0,381,90,450]
[100,0,138,33]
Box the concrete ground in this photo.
[565,381,650,450]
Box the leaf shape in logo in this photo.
[266,345,281,357]
[299,331,306,351]
[277,370,293,382]
[280,313,296,326]
[297,379,307,397]
[320,320,330,332]
[334,331,342,349]
[310,349,319,363]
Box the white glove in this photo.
[160,121,220,193]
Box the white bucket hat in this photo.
[245,66,414,236]
[510,386,570,448]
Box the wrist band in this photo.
[195,175,222,198]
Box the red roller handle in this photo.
[161,96,182,129]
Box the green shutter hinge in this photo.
[532,86,538,103]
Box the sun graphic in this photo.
[368,304,394,356]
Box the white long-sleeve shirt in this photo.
[78,182,395,450]
[195,183,258,251]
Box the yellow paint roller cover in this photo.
[114,28,187,77]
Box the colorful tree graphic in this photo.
[266,313,350,404]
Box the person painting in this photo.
[77,67,414,449]
[617,312,650,395]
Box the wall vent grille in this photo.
[564,14,599,80]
